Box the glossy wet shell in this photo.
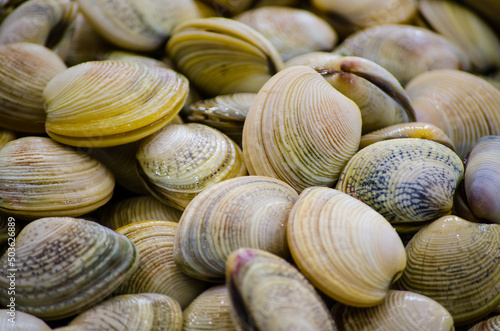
[336,138,464,224]
[174,175,298,282]
[44,60,189,147]
[0,217,139,320]
[287,187,406,307]
[243,65,361,192]
[398,215,500,325]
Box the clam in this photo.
[243,65,362,192]
[198,0,253,16]
[43,60,189,148]
[0,42,66,133]
[98,195,183,230]
[62,294,182,331]
[98,50,172,69]
[336,138,463,225]
[0,137,115,220]
[332,290,454,330]
[166,17,285,97]
[287,186,407,307]
[0,310,51,331]
[0,217,139,320]
[334,24,471,85]
[359,122,455,150]
[183,285,235,331]
[463,136,500,223]
[136,123,247,210]
[115,220,209,309]
[173,175,298,282]
[0,129,15,149]
[226,248,336,330]
[398,215,500,325]
[468,314,500,331]
[405,69,500,158]
[234,6,337,62]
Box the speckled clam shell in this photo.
[64,294,182,331]
[115,221,209,309]
[334,24,471,85]
[99,195,183,230]
[173,175,298,282]
[44,60,189,148]
[226,248,336,331]
[463,136,500,223]
[166,17,285,97]
[287,187,407,307]
[242,65,362,192]
[0,42,66,133]
[0,310,51,331]
[468,314,500,331]
[406,69,500,159]
[0,137,115,220]
[0,217,139,320]
[137,123,247,210]
[336,138,464,224]
[183,286,235,331]
[332,290,454,331]
[234,6,337,62]
[398,215,500,325]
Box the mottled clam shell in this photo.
[0,310,51,331]
[166,17,285,97]
[174,175,298,281]
[287,187,407,307]
[468,314,500,331]
[398,215,500,325]
[44,60,189,147]
[0,217,139,320]
[0,42,66,133]
[137,123,247,210]
[183,286,235,331]
[336,138,464,224]
[243,65,361,192]
[406,69,500,158]
[334,24,471,85]
[65,294,182,331]
[0,129,15,149]
[115,221,209,309]
[226,248,336,331]
[0,137,115,220]
[332,290,454,331]
[359,122,455,150]
[235,6,337,62]
[99,195,183,230]
[464,136,500,223]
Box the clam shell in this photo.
[468,314,500,331]
[0,137,115,220]
[115,220,209,309]
[0,217,139,320]
[198,0,253,16]
[405,69,500,158]
[242,65,362,192]
[226,248,336,331]
[183,285,235,331]
[0,129,15,149]
[332,290,454,330]
[136,123,247,210]
[336,138,464,224]
[0,310,51,331]
[44,60,189,147]
[0,42,66,133]
[287,186,407,307]
[398,215,500,325]
[173,175,298,281]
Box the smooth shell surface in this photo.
[0,217,139,320]
[174,175,298,281]
[0,310,51,331]
[44,60,189,147]
[287,187,406,307]
[336,138,464,224]
[243,65,361,192]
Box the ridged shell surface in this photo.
[0,217,139,320]
[287,187,406,307]
[44,60,189,147]
[173,175,298,281]
[243,65,361,192]
[468,314,500,331]
[336,138,464,224]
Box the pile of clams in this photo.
[1,0,500,329]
